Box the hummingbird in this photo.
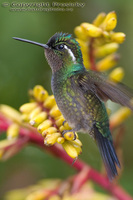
[13,32,133,180]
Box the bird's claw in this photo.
[62,130,68,137]
[62,120,67,126]
[73,132,76,140]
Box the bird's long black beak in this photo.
[13,37,49,49]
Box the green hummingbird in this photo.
[13,32,133,180]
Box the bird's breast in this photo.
[51,76,105,132]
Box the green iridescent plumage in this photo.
[13,32,133,180]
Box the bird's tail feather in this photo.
[94,125,120,180]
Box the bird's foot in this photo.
[62,120,67,126]
[62,129,77,140]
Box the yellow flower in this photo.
[96,53,120,71]
[7,123,19,139]
[100,11,117,31]
[93,12,106,27]
[0,104,22,124]
[109,67,124,82]
[110,107,131,129]
[94,42,119,58]
[81,23,102,37]
[74,11,125,72]
[111,32,126,43]
[19,85,82,159]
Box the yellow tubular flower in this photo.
[59,125,66,132]
[110,107,132,129]
[62,141,82,159]
[0,104,22,124]
[21,113,30,122]
[7,123,19,139]
[43,95,56,109]
[63,132,75,141]
[33,85,48,102]
[62,141,78,159]
[44,132,61,146]
[29,107,42,120]
[100,11,117,31]
[109,67,124,82]
[96,53,120,71]
[71,139,82,147]
[57,137,65,144]
[55,115,65,127]
[94,43,119,58]
[102,31,111,40]
[83,57,91,69]
[76,38,90,69]
[63,122,71,130]
[37,119,52,133]
[76,39,89,54]
[74,26,89,41]
[20,102,37,113]
[76,38,88,48]
[49,105,62,118]
[42,127,57,137]
[111,32,126,44]
[93,12,106,27]
[73,144,82,156]
[59,125,71,132]
[81,23,102,37]
[105,17,117,31]
[30,112,47,127]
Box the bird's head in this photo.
[13,32,84,73]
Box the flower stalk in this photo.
[0,113,132,200]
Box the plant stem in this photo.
[89,38,97,71]
[0,114,132,200]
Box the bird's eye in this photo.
[57,44,64,50]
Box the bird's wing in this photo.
[76,70,133,111]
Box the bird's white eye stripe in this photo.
[64,45,76,63]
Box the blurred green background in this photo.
[0,0,133,197]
